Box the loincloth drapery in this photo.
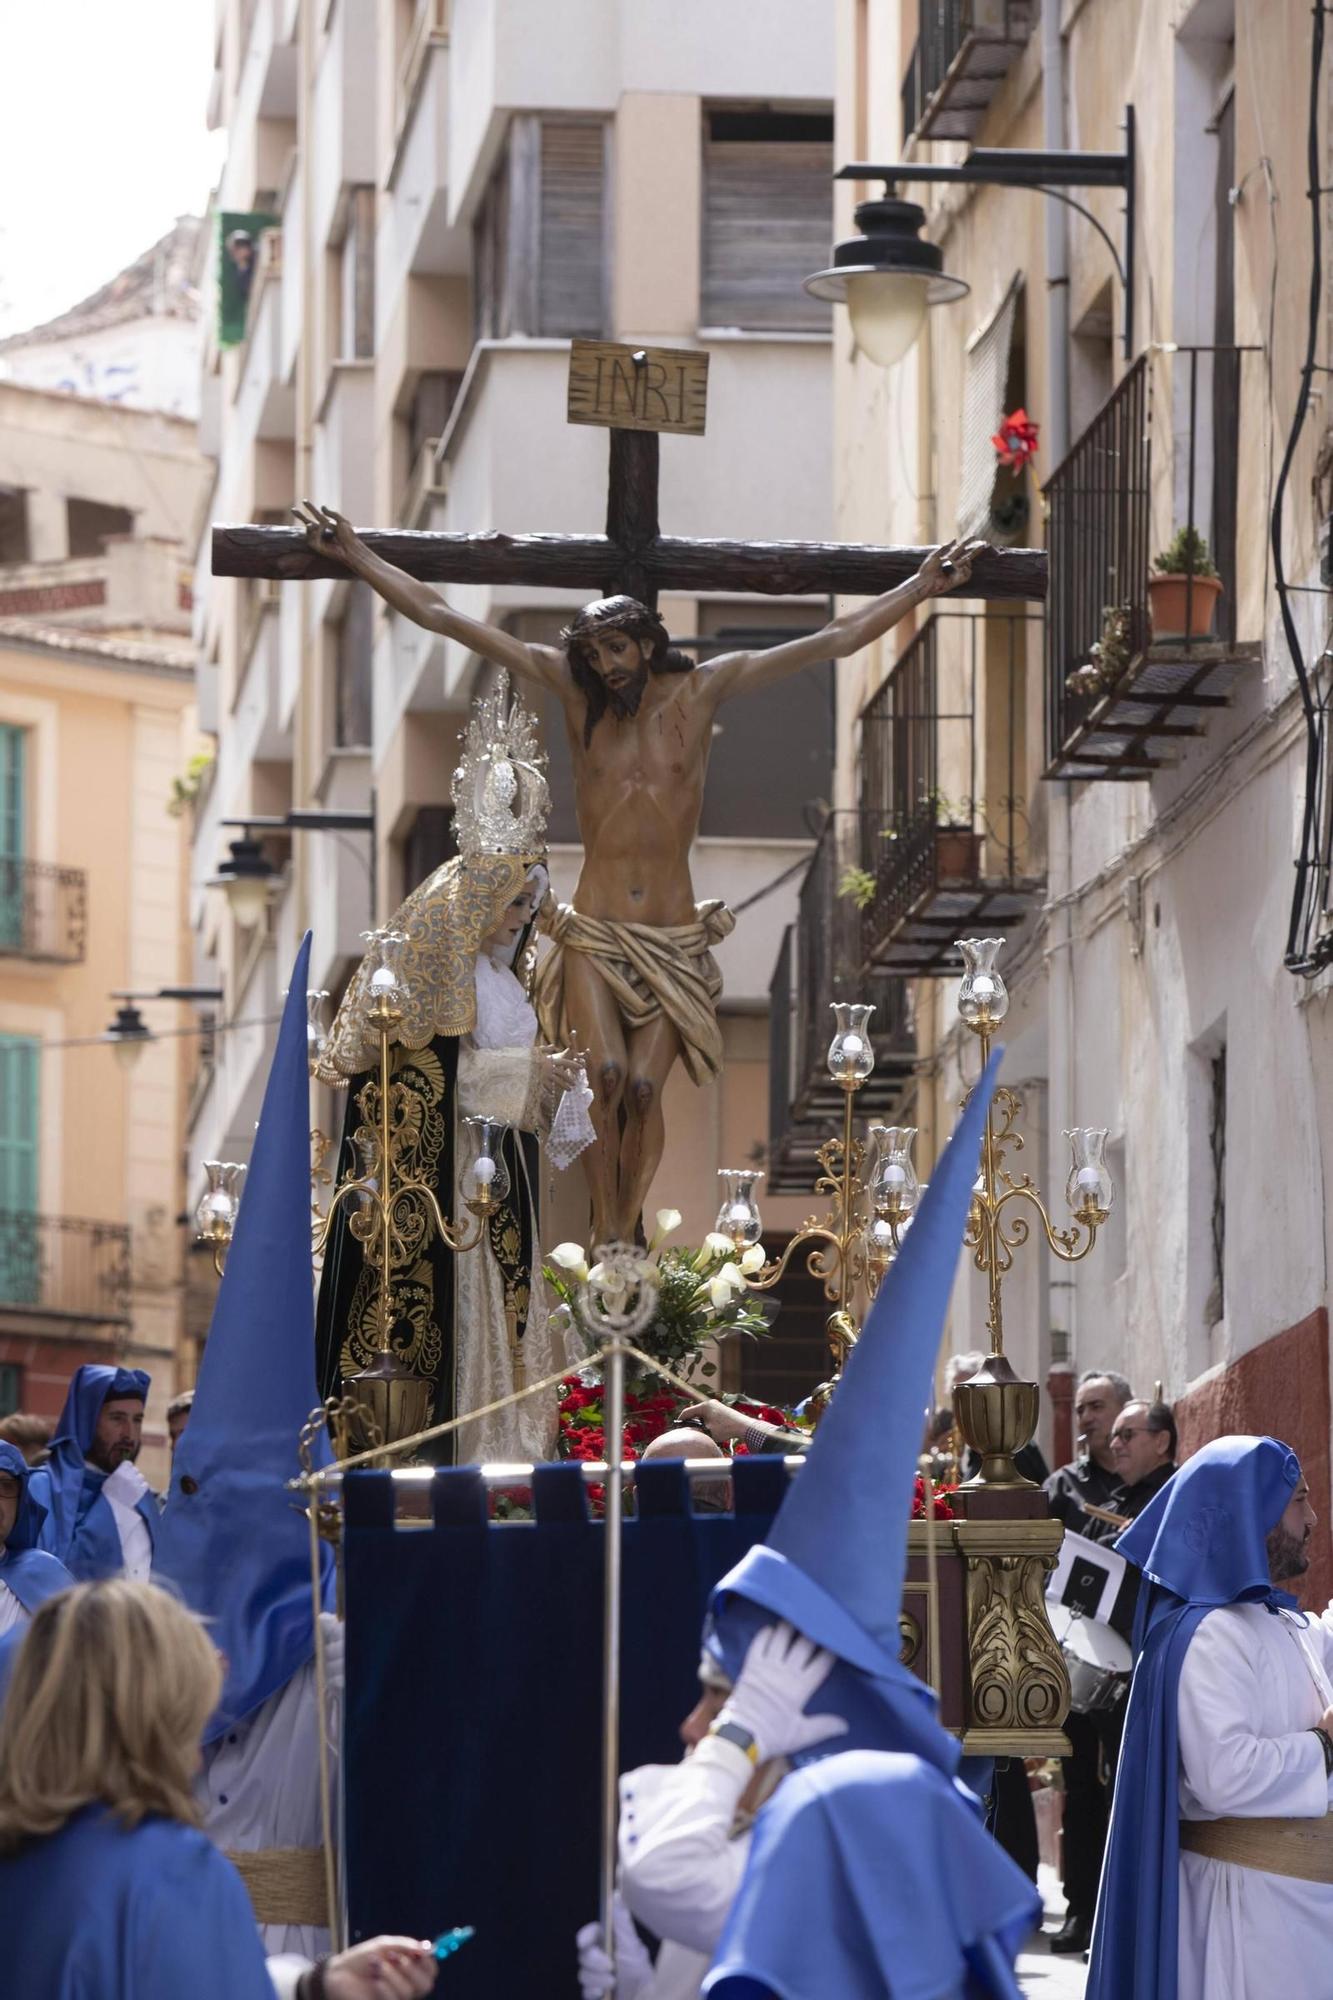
[533,899,735,1086]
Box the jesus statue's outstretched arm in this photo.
[291,500,572,699]
[694,537,989,708]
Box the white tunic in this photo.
[1177,1601,1333,2000]
[101,1459,154,1581]
[199,1613,343,1961]
[619,1737,756,1999]
[0,1576,26,1634]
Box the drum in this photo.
[1047,1601,1132,1715]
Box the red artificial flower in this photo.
[991,407,1040,471]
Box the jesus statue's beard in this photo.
[603,663,649,719]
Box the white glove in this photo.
[576,1896,654,2000]
[716,1618,850,1763]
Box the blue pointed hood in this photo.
[703,1050,1002,1765]
[153,934,333,1743]
[705,1750,1039,2000]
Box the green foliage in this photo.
[1151,526,1216,579]
[167,751,215,818]
[838,864,877,909]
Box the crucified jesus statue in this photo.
[294,500,985,1242]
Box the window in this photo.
[956,275,1023,540]
[337,186,376,361]
[66,498,133,558]
[0,1035,38,1215]
[696,605,834,838]
[473,116,609,341]
[0,1364,19,1419]
[334,582,374,749]
[0,487,29,567]
[701,108,833,332]
[0,725,25,953]
[403,806,456,891]
[409,370,463,466]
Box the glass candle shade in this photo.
[462,1115,511,1206]
[828,1001,876,1085]
[362,928,410,1014]
[716,1168,764,1247]
[869,1124,920,1221]
[955,937,1009,1029]
[1065,1127,1114,1220]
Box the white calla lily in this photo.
[703,1230,733,1257]
[649,1206,683,1252]
[739,1244,766,1275]
[550,1242,590,1280]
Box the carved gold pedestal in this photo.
[900,1515,1071,1758]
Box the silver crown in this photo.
[450,669,550,857]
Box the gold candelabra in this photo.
[916,936,1114,1486]
[310,929,503,1446]
[718,1002,900,1365]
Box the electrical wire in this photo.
[28,1009,286,1056]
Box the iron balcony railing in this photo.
[0,1212,132,1325]
[857,611,1037,959]
[0,858,88,962]
[768,814,915,1181]
[1045,344,1250,763]
[901,1,1036,143]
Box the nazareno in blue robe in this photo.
[0,1806,275,1999]
[27,1365,155,1582]
[1085,1434,1302,2000]
[0,1439,72,1616]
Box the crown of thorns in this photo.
[560,595,668,649]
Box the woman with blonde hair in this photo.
[0,1580,437,1999]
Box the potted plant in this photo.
[1148,527,1223,639]
[926,793,982,883]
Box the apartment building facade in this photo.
[190,0,855,1314]
[0,370,206,1482]
[823,0,1332,1561]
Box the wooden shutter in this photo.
[537,120,607,337]
[0,1035,38,1214]
[702,113,833,332]
[0,725,25,953]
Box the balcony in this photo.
[0,859,87,963]
[902,1,1037,145]
[1045,346,1261,780]
[858,612,1042,975]
[768,813,916,1195]
[0,1213,131,1329]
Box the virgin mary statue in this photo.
[312,673,587,1462]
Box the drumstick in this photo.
[1080,1500,1132,1531]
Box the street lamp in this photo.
[210,808,376,927]
[804,194,969,368]
[104,987,225,1071]
[821,107,1137,363]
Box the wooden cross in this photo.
[213,341,1047,606]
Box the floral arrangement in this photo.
[991,407,1040,471]
[544,1210,773,1386]
[912,1473,956,1521]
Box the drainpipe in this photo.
[1042,0,1078,1444]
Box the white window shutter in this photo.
[956,274,1023,540]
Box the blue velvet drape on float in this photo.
[343,1455,787,1998]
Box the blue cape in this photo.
[0,1806,275,1999]
[704,1052,1002,1772]
[153,935,333,1744]
[1086,1435,1301,2000]
[28,1365,153,1580]
[0,1440,72,1613]
[703,1750,1040,2000]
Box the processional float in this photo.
[204,338,1112,1995]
